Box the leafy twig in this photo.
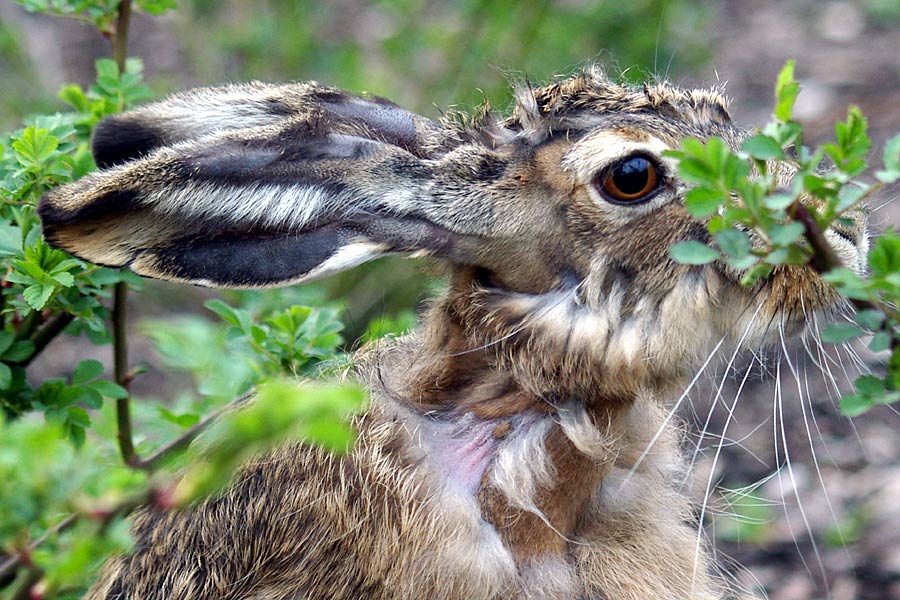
[0,385,254,583]
[0,515,76,582]
[139,390,255,472]
[112,280,138,467]
[112,0,133,73]
[108,0,139,470]
[19,312,75,366]
[790,202,845,275]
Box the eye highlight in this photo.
[594,155,661,204]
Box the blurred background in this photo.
[1,0,899,598]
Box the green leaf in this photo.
[774,60,800,122]
[2,340,34,363]
[769,222,805,247]
[0,223,23,256]
[205,299,250,330]
[836,185,867,211]
[884,134,900,172]
[677,158,717,186]
[715,229,751,258]
[739,262,774,286]
[741,134,783,160]
[0,363,11,391]
[72,359,104,384]
[762,193,795,211]
[158,407,201,428]
[66,423,86,448]
[684,188,725,218]
[834,106,870,162]
[12,126,58,167]
[51,271,75,287]
[137,0,177,15]
[0,331,14,356]
[869,332,892,353]
[823,267,864,289]
[669,241,719,265]
[58,83,89,112]
[23,282,55,310]
[821,323,865,344]
[867,233,900,277]
[839,393,873,417]
[854,309,885,331]
[95,58,119,81]
[87,380,129,400]
[764,247,790,265]
[79,387,104,409]
[854,375,885,397]
[725,254,758,271]
[250,324,268,345]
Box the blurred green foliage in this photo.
[715,484,776,544]
[180,0,711,114]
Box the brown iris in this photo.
[596,155,661,204]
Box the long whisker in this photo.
[812,312,868,455]
[691,357,756,591]
[621,335,727,487]
[781,324,848,586]
[776,324,830,594]
[684,303,765,488]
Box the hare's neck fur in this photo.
[362,270,701,570]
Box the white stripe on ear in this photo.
[148,181,345,229]
[298,241,392,283]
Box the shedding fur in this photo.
[36,67,869,599]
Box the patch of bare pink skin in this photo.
[426,416,500,494]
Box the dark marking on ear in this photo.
[157,224,354,286]
[185,142,282,180]
[92,116,164,168]
[182,144,352,196]
[311,89,353,104]
[38,188,141,228]
[262,97,296,117]
[472,154,507,180]
[274,134,380,161]
[387,155,432,179]
[321,98,426,158]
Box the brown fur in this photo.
[37,67,867,599]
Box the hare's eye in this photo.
[595,155,661,204]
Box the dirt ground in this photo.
[7,1,900,598]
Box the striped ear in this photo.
[38,123,474,288]
[90,81,449,168]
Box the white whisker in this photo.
[684,303,765,487]
[692,357,756,591]
[776,323,829,593]
[621,335,727,487]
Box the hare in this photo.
[38,67,867,600]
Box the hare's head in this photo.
[39,68,867,398]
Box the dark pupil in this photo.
[612,157,650,195]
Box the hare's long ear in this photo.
[38,86,502,288]
[90,81,450,168]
